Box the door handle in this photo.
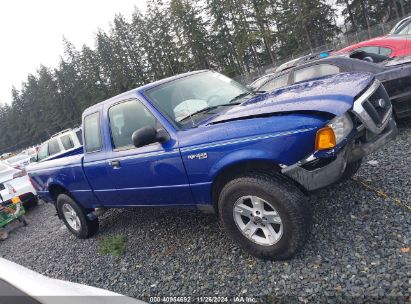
[110,160,121,168]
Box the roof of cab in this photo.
[82,70,209,116]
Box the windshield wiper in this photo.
[179,103,240,124]
[228,92,254,103]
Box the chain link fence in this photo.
[234,15,411,85]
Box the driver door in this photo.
[105,99,194,206]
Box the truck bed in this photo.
[27,152,99,208]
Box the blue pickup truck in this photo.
[27,70,397,260]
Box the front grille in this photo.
[352,80,392,134]
[363,85,391,127]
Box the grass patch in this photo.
[99,234,127,257]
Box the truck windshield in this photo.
[144,71,250,128]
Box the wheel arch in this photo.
[211,159,282,213]
[48,183,70,219]
[48,183,70,201]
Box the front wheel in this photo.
[218,172,311,260]
[56,194,99,239]
[340,159,362,182]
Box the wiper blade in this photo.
[179,103,241,123]
[179,106,219,122]
[228,92,253,103]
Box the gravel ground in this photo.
[1,120,411,303]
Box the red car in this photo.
[335,35,411,57]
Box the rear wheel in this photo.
[23,196,38,209]
[56,194,99,239]
[218,172,311,260]
[20,215,28,226]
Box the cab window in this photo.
[84,112,102,153]
[294,64,340,83]
[109,100,157,150]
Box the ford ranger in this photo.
[27,70,397,260]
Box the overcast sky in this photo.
[0,0,147,104]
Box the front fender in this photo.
[209,149,277,179]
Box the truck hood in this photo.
[208,72,373,124]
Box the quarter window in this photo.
[109,100,157,150]
[294,64,340,83]
[61,134,74,150]
[48,139,61,155]
[84,112,102,153]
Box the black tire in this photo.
[56,194,99,239]
[341,159,362,181]
[20,215,28,226]
[23,196,38,209]
[218,172,311,260]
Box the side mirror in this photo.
[132,126,169,148]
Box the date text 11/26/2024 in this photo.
[149,296,257,303]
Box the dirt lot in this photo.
[1,120,410,302]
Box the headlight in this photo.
[327,113,353,144]
[315,113,354,151]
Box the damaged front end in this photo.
[282,79,398,191]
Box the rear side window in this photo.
[378,47,392,56]
[75,129,83,145]
[60,135,74,150]
[357,46,379,54]
[294,64,340,83]
[37,143,48,161]
[109,100,157,150]
[48,139,61,155]
[84,112,102,153]
[260,74,289,91]
[357,46,392,56]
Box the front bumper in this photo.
[282,118,398,191]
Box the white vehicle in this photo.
[389,15,411,35]
[4,154,32,170]
[37,127,83,162]
[0,257,142,304]
[0,152,12,159]
[0,162,37,207]
[21,146,39,161]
